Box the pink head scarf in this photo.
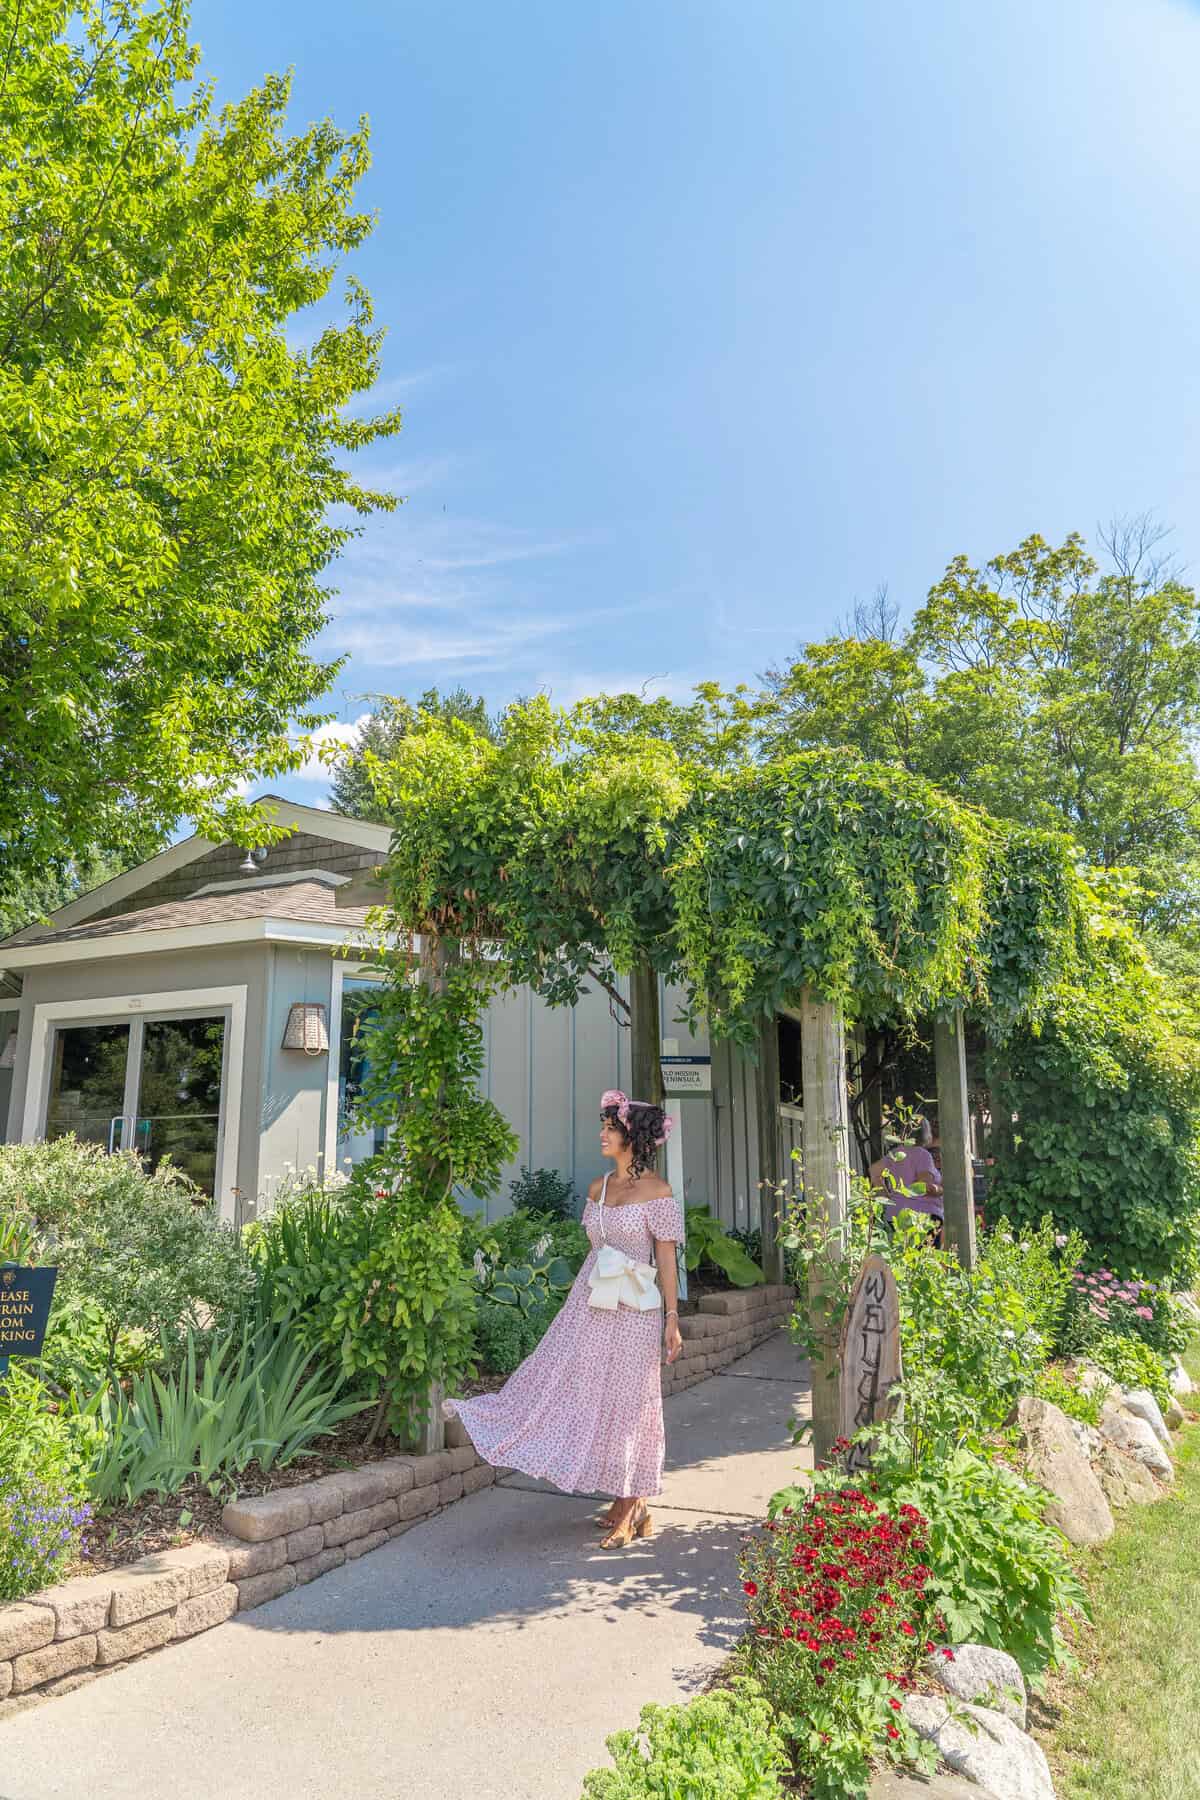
[601,1088,674,1146]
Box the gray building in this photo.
[0,799,799,1230]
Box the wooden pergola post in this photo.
[933,1007,977,1269]
[630,961,665,1109]
[799,989,851,1464]
[755,1013,785,1283]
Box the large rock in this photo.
[1164,1394,1186,1431]
[1169,1357,1193,1397]
[1121,1389,1172,1449]
[902,1695,1055,1800]
[1092,1437,1162,1508]
[870,1771,1001,1800]
[927,1643,1027,1727]
[1100,1399,1173,1482]
[1015,1396,1114,1545]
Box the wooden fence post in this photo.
[630,961,665,1109]
[933,1007,977,1270]
[755,1013,785,1282]
[799,989,850,1464]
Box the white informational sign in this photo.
[660,1055,712,1095]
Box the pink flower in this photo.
[1135,1306,1154,1321]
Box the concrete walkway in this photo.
[3,1332,812,1800]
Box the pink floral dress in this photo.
[445,1179,684,1498]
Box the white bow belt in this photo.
[587,1245,662,1312]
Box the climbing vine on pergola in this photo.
[360,696,1098,1458]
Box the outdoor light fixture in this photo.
[238,846,269,877]
[0,1030,16,1070]
[282,1002,329,1056]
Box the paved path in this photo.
[3,1332,812,1800]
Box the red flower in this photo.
[889,1698,902,1712]
[743,1582,758,1597]
[941,1648,955,1662]
[820,1656,836,1671]
[814,1675,825,1687]
[900,1622,916,1637]
[886,1724,900,1741]
[924,1642,936,1654]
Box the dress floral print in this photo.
[445,1184,684,1499]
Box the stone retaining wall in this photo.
[664,1283,795,1395]
[0,1288,795,1710]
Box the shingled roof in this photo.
[2,879,374,948]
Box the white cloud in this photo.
[288,714,372,784]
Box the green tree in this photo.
[0,0,401,912]
[330,688,502,821]
[764,522,1200,929]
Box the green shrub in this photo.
[580,1679,790,1800]
[0,1366,92,1601]
[988,971,1200,1285]
[1089,1330,1172,1410]
[37,1290,157,1396]
[1034,1364,1107,1426]
[508,1165,578,1220]
[0,1205,39,1262]
[79,1318,369,1504]
[18,1139,256,1374]
[778,1431,1087,1681]
[740,1485,939,1798]
[253,1167,479,1439]
[980,1216,1085,1347]
[472,1301,529,1376]
[685,1206,764,1288]
[461,1207,589,1275]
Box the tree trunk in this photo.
[755,1013,785,1281]
[799,989,850,1464]
[934,1008,977,1270]
[629,961,665,1107]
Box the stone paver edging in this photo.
[0,1284,795,1711]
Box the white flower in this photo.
[532,1235,552,1261]
[473,1249,489,1279]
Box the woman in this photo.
[444,1089,684,1549]
[871,1116,944,1245]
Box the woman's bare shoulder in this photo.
[641,1175,674,1200]
[586,1176,603,1201]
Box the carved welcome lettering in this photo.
[837,1254,902,1473]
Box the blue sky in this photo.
[192,0,1200,805]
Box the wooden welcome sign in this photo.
[0,1264,57,1379]
[837,1254,902,1473]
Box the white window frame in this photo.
[22,985,247,1219]
[324,960,394,1179]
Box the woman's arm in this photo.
[655,1236,683,1364]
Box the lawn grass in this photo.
[1038,1342,1200,1800]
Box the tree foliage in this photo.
[370,697,1088,1044]
[329,687,501,822]
[0,0,401,908]
[764,524,1200,924]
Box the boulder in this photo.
[1100,1399,1173,1482]
[1169,1357,1193,1397]
[1015,1396,1114,1545]
[1092,1437,1162,1508]
[870,1771,1001,1800]
[1121,1389,1172,1449]
[902,1695,1054,1800]
[1164,1395,1186,1431]
[927,1643,1027,1728]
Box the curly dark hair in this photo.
[601,1101,668,1180]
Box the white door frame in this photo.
[22,985,247,1218]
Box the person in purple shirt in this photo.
[871,1117,944,1245]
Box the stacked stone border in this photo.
[0,1284,795,1711]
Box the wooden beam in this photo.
[755,1013,785,1282]
[933,1007,977,1269]
[630,961,665,1108]
[799,989,850,1464]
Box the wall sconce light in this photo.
[282,1003,329,1056]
